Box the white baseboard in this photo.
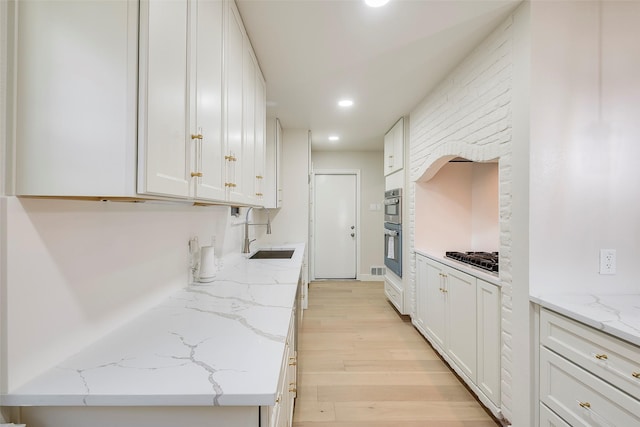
[357,274,385,282]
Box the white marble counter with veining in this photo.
[531,293,640,347]
[2,243,305,407]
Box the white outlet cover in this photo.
[599,249,616,275]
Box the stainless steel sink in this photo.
[249,249,295,259]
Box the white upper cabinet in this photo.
[226,0,266,206]
[11,0,266,206]
[225,0,244,203]
[254,74,267,203]
[139,0,227,201]
[13,0,139,197]
[138,0,192,198]
[384,117,404,176]
[194,0,226,201]
[264,118,283,209]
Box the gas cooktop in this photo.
[445,251,499,273]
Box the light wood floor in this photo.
[292,281,499,427]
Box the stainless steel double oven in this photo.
[384,189,402,277]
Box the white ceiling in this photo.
[236,0,522,151]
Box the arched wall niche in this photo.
[413,151,500,255]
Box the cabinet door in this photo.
[392,117,404,171]
[139,0,191,198]
[15,0,138,197]
[264,118,283,208]
[445,266,477,382]
[423,258,447,350]
[477,279,501,405]
[194,0,226,201]
[383,130,394,176]
[225,2,244,201]
[414,255,428,332]
[254,72,267,203]
[241,44,257,204]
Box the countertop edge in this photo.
[531,293,640,347]
[413,248,502,287]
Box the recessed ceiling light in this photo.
[338,99,354,108]
[328,135,340,142]
[364,0,390,7]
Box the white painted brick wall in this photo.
[408,16,514,423]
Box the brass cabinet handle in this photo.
[632,372,640,379]
[224,182,236,188]
[288,357,297,366]
[191,172,203,177]
[288,383,296,393]
[595,354,608,360]
[255,193,263,197]
[191,134,203,140]
[224,155,237,162]
[578,401,591,409]
[256,175,263,179]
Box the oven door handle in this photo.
[384,198,399,205]
[384,230,398,237]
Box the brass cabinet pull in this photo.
[224,155,237,162]
[578,401,591,409]
[191,172,203,177]
[255,193,263,197]
[595,354,608,360]
[256,175,263,179]
[288,383,296,393]
[224,182,236,188]
[288,357,297,366]
[191,134,203,140]
[632,372,640,379]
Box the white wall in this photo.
[1,197,241,391]
[529,0,640,295]
[311,151,385,279]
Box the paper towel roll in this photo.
[197,246,216,282]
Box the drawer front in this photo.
[540,308,640,398]
[384,279,402,311]
[540,347,640,426]
[540,403,571,427]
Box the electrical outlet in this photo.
[599,249,616,275]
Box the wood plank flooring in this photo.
[292,281,499,427]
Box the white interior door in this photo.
[314,173,357,279]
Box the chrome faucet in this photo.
[242,207,272,253]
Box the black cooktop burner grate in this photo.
[445,251,499,273]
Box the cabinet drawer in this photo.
[540,308,640,398]
[540,347,640,426]
[540,403,571,427]
[384,279,402,312]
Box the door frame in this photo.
[310,169,361,281]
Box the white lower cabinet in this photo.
[265,312,297,427]
[413,254,501,413]
[384,274,404,313]
[539,403,571,427]
[539,308,640,426]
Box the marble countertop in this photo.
[413,249,502,287]
[2,243,305,407]
[531,293,640,347]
